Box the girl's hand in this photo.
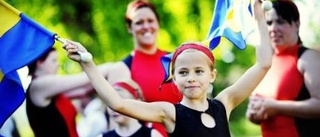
[253,0,267,20]
[63,39,92,62]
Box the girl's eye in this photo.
[178,71,188,76]
[196,70,204,74]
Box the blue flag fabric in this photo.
[161,53,173,83]
[0,1,55,127]
[205,0,254,50]
[161,0,254,83]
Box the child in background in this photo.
[72,90,112,137]
[101,79,162,137]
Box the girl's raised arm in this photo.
[63,40,175,129]
[215,0,273,118]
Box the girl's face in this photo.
[109,87,135,124]
[173,50,215,99]
[266,8,299,47]
[127,7,159,48]
[108,108,131,125]
[38,51,59,75]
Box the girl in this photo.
[64,0,272,136]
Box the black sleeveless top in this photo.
[102,125,152,137]
[169,99,231,137]
[26,84,78,137]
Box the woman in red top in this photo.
[107,1,183,136]
[246,1,320,137]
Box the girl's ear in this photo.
[172,75,177,85]
[210,69,217,83]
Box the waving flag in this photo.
[160,53,173,83]
[161,0,255,83]
[204,0,254,50]
[0,1,55,127]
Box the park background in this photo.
[4,0,320,136]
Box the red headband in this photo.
[172,43,215,65]
[113,82,139,99]
[125,1,151,20]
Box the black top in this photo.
[102,125,152,137]
[26,86,78,137]
[169,99,231,137]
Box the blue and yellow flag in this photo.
[161,0,254,83]
[0,1,55,127]
[205,0,254,50]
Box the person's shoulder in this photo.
[112,61,129,70]
[158,49,171,54]
[299,47,320,60]
[121,52,134,68]
[298,47,320,70]
[306,48,320,54]
[209,98,224,107]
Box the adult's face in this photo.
[38,51,59,75]
[266,8,300,47]
[128,7,159,48]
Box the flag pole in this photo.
[54,35,92,62]
[54,35,67,45]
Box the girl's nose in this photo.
[187,74,196,83]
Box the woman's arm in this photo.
[29,61,113,99]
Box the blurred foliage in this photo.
[6,0,260,136]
